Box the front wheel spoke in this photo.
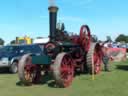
[61,72,68,79]
[24,71,31,81]
[61,67,68,72]
[24,69,35,82]
[66,59,71,64]
[61,71,72,80]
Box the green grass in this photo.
[0,60,128,96]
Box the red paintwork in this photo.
[24,64,41,83]
[44,42,56,56]
[80,25,91,52]
[93,51,102,74]
[60,54,74,87]
[93,44,103,74]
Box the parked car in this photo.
[0,44,43,73]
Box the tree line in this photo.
[0,38,16,45]
[115,34,128,43]
[0,34,128,45]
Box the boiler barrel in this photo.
[48,6,58,41]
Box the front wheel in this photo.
[52,52,74,88]
[18,54,41,85]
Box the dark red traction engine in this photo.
[18,5,103,87]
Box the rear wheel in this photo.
[52,52,74,88]
[18,54,41,85]
[86,43,102,74]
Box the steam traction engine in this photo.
[18,4,102,87]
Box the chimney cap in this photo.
[48,6,58,12]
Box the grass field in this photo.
[0,60,128,96]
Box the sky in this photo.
[0,0,128,44]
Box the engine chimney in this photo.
[48,5,58,41]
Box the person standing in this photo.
[102,43,110,71]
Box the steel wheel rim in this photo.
[87,43,102,74]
